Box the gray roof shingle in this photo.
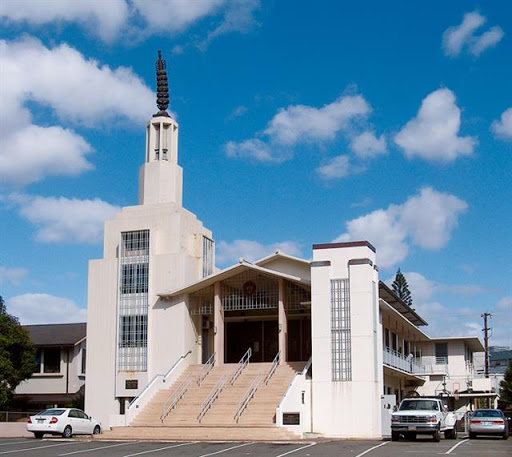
[23,323,86,346]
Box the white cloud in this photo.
[316,155,365,180]
[0,37,154,187]
[226,93,371,163]
[227,105,248,120]
[0,0,259,45]
[350,131,387,159]
[264,95,370,146]
[0,0,129,42]
[497,297,512,310]
[335,187,467,269]
[8,194,120,244]
[217,239,302,266]
[394,88,476,163]
[491,108,512,140]
[6,293,86,324]
[442,11,503,57]
[0,266,28,286]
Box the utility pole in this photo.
[481,312,491,378]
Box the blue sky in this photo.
[0,1,510,346]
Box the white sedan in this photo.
[27,408,101,438]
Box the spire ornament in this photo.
[154,50,170,117]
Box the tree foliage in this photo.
[392,268,413,307]
[499,359,512,409]
[0,295,36,408]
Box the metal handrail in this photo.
[197,373,228,423]
[160,373,192,422]
[302,356,312,376]
[235,372,262,423]
[264,351,280,385]
[197,353,215,386]
[231,348,252,385]
[128,350,192,409]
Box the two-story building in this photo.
[14,323,86,411]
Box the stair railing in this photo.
[197,373,228,423]
[197,353,215,386]
[160,373,193,422]
[264,351,280,385]
[230,348,252,385]
[234,372,262,423]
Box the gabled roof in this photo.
[254,250,310,267]
[379,281,428,326]
[158,259,310,299]
[23,323,86,347]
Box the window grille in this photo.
[190,285,214,315]
[331,278,351,381]
[202,236,214,278]
[285,282,311,311]
[221,271,278,311]
[118,230,149,372]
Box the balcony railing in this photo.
[383,347,424,374]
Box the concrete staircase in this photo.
[101,361,305,441]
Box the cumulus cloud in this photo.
[217,239,302,266]
[226,94,371,163]
[442,11,504,57]
[6,293,86,324]
[0,37,154,187]
[0,266,28,286]
[0,0,260,45]
[0,0,129,42]
[316,155,365,180]
[394,88,476,163]
[335,187,467,269]
[491,108,512,140]
[350,131,387,159]
[7,194,120,244]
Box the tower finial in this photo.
[155,50,170,117]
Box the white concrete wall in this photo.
[310,243,382,438]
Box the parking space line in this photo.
[275,442,316,457]
[0,441,80,454]
[197,442,255,457]
[122,441,196,457]
[443,439,469,455]
[354,442,388,457]
[0,442,29,447]
[59,441,136,455]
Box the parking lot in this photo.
[0,437,510,457]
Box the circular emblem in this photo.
[243,281,257,296]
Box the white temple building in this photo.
[85,53,498,440]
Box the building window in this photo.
[43,347,61,373]
[202,236,214,278]
[120,263,148,294]
[435,343,448,363]
[81,347,86,374]
[118,230,150,372]
[331,278,351,381]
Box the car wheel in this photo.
[62,425,73,439]
[93,425,101,435]
[503,430,509,440]
[469,432,476,439]
[445,426,457,439]
[433,428,441,442]
[34,432,43,439]
[391,431,400,441]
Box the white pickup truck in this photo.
[391,398,457,442]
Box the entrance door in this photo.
[225,321,278,363]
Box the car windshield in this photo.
[473,410,502,418]
[39,409,66,416]
[399,400,439,411]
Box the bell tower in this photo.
[138,51,183,206]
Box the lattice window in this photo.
[118,230,149,372]
[190,285,214,315]
[202,236,214,278]
[331,278,351,381]
[285,282,311,311]
[221,271,278,311]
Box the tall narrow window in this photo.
[435,343,448,363]
[202,236,214,278]
[118,230,149,371]
[331,278,351,381]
